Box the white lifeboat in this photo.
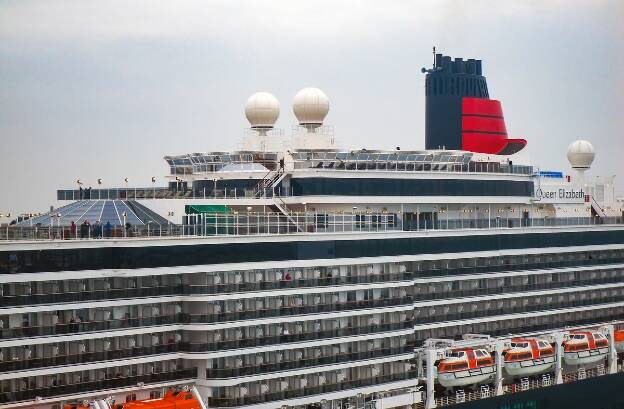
[503,338,555,377]
[563,331,609,365]
[437,348,495,388]
[615,330,624,353]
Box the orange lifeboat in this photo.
[63,390,202,409]
[615,330,624,353]
[563,331,609,365]
[503,338,555,377]
[437,347,495,388]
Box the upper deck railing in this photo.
[1,213,622,242]
[56,186,294,201]
[57,160,535,201]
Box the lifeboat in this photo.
[503,338,555,377]
[437,348,495,388]
[615,330,624,353]
[563,331,609,366]
[64,389,202,409]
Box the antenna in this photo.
[422,47,441,74]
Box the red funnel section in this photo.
[461,98,526,155]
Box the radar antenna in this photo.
[421,46,441,74]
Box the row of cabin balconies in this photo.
[182,317,412,353]
[414,301,624,344]
[0,291,411,339]
[207,361,413,407]
[413,266,624,301]
[0,360,193,405]
[206,336,410,378]
[3,248,624,308]
[413,284,624,324]
[410,248,624,279]
[0,331,180,373]
[1,313,411,372]
[0,266,412,308]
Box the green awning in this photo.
[185,205,231,214]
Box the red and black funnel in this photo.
[423,53,526,155]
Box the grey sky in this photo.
[1,0,623,215]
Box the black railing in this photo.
[0,369,196,404]
[0,315,180,339]
[206,346,411,378]
[182,297,412,324]
[412,257,624,279]
[0,322,412,373]
[207,371,417,407]
[414,294,624,325]
[181,321,413,352]
[0,273,414,308]
[0,345,180,373]
[0,286,182,308]
[413,274,624,301]
[414,309,624,345]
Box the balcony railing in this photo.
[413,294,624,325]
[2,214,622,241]
[0,323,412,374]
[0,368,196,404]
[0,307,412,340]
[414,308,624,345]
[413,274,624,301]
[0,345,180,373]
[207,370,417,407]
[206,346,411,379]
[0,315,180,340]
[183,297,412,324]
[1,273,413,308]
[182,321,413,353]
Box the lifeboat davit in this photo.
[563,331,609,366]
[437,348,495,388]
[615,330,624,353]
[64,389,202,409]
[503,338,555,377]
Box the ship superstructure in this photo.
[1,53,624,409]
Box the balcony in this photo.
[0,368,196,404]
[206,346,411,379]
[0,273,413,308]
[413,273,624,301]
[0,345,180,373]
[183,297,413,324]
[414,293,624,325]
[182,320,412,353]
[0,315,180,340]
[207,371,417,407]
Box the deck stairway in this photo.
[590,195,607,220]
[252,168,286,198]
[252,167,303,231]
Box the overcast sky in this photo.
[1,0,623,215]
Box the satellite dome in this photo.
[293,87,329,126]
[245,92,280,129]
[567,140,595,170]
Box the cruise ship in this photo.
[1,52,624,409]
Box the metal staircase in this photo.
[252,167,285,198]
[590,195,607,220]
[271,196,304,232]
[252,166,303,231]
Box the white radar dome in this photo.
[567,140,595,170]
[245,92,280,129]
[293,87,329,126]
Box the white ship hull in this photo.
[438,365,495,388]
[564,348,609,365]
[504,356,556,377]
